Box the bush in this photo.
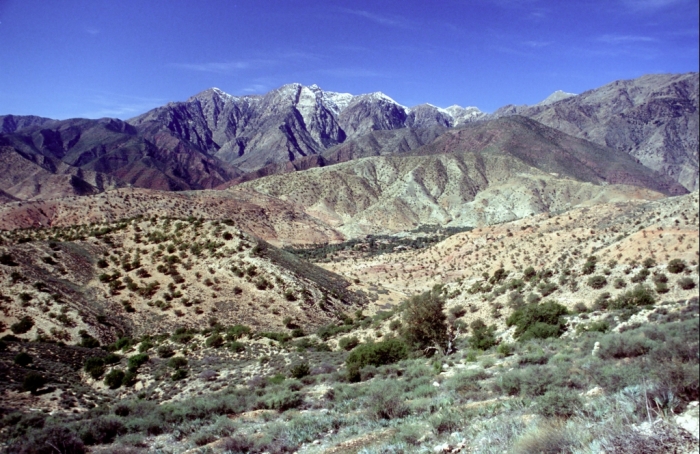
[79,333,100,349]
[611,285,655,310]
[535,390,582,417]
[22,372,47,393]
[14,352,32,367]
[226,325,251,340]
[370,393,411,420]
[84,357,106,379]
[205,334,224,348]
[171,369,188,381]
[127,353,149,370]
[667,259,686,274]
[338,336,360,351]
[258,390,303,411]
[642,257,656,269]
[289,362,310,379]
[15,426,85,454]
[506,301,569,341]
[401,288,448,353]
[537,282,558,297]
[228,341,246,353]
[167,356,188,369]
[469,319,497,350]
[613,278,627,289]
[582,258,597,275]
[79,416,126,445]
[10,316,34,334]
[678,277,696,290]
[597,332,655,359]
[104,369,125,389]
[157,345,175,358]
[587,275,607,289]
[631,268,650,283]
[346,339,409,382]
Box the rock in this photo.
[591,341,601,356]
[675,401,699,440]
[433,381,441,387]
[585,386,604,397]
[434,442,450,453]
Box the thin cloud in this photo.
[240,84,269,94]
[597,34,657,44]
[318,68,390,78]
[522,40,552,48]
[80,92,166,119]
[172,60,266,74]
[620,0,687,11]
[85,28,100,35]
[340,8,411,28]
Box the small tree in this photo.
[667,259,686,274]
[401,288,449,354]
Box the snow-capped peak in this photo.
[536,90,576,106]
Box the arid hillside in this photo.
[239,117,681,236]
[0,217,365,345]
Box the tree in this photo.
[402,287,449,354]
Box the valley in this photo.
[0,73,698,453]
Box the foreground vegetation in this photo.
[1,286,697,453]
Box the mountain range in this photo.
[1,73,695,197]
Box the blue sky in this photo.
[0,0,697,119]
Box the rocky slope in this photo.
[495,73,699,191]
[0,188,344,246]
[238,116,685,236]
[0,217,365,345]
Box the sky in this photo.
[0,0,697,119]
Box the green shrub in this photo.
[167,356,188,369]
[228,341,246,353]
[171,328,194,344]
[171,369,188,381]
[157,345,175,358]
[582,257,597,275]
[289,362,310,379]
[259,332,291,343]
[667,259,686,274]
[104,369,125,389]
[678,277,696,290]
[127,353,149,370]
[469,319,497,350]
[14,352,32,367]
[630,268,650,283]
[610,285,655,310]
[586,320,609,333]
[22,372,47,393]
[84,357,106,379]
[613,278,627,289]
[205,334,224,348]
[401,288,448,353]
[258,390,303,411]
[338,336,360,351]
[79,416,126,445]
[346,339,409,382]
[656,281,670,294]
[597,332,655,359]
[10,316,34,334]
[535,390,582,417]
[316,323,353,340]
[226,325,251,340]
[79,334,100,349]
[497,343,514,357]
[523,266,537,281]
[587,275,607,289]
[506,301,569,341]
[537,282,558,297]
